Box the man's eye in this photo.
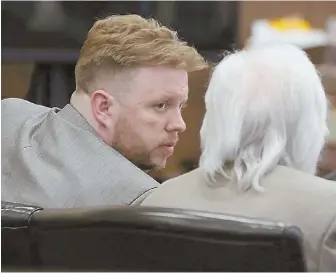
[156,103,166,109]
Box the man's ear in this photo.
[90,90,117,128]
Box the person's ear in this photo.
[90,90,117,128]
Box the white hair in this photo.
[199,44,329,192]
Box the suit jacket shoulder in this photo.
[142,166,336,271]
[2,100,159,208]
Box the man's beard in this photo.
[112,143,158,172]
[133,161,158,172]
[111,119,162,172]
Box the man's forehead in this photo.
[129,67,189,99]
[155,88,189,101]
[131,86,188,104]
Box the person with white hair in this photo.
[142,44,336,271]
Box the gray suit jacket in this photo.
[142,166,336,271]
[2,98,159,208]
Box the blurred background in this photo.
[2,1,336,181]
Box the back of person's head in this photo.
[199,44,329,191]
[75,14,206,94]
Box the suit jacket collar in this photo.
[57,104,101,139]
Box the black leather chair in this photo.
[1,201,307,271]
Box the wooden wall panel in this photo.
[1,63,34,99]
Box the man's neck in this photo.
[70,91,98,134]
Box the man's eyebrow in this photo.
[152,94,187,102]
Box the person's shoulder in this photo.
[272,165,336,193]
[164,168,202,183]
[2,99,51,131]
[140,170,201,207]
[2,98,50,114]
[2,98,32,107]
[160,168,204,188]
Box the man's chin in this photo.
[136,163,163,172]
[140,161,167,172]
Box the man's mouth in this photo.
[162,145,174,154]
[160,142,176,154]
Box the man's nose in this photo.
[166,111,186,133]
